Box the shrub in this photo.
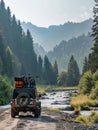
[75,115,90,125]
[90,81,98,99]
[90,111,98,123]
[0,76,13,105]
[71,95,98,110]
[79,71,94,95]
[37,87,46,95]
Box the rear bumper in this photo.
[11,104,41,112]
[11,99,41,112]
[11,105,38,112]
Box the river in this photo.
[0,91,98,116]
[40,91,98,116]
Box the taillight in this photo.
[11,99,16,108]
[33,100,36,107]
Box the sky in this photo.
[4,0,94,27]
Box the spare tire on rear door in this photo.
[17,93,30,107]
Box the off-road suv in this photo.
[11,75,41,118]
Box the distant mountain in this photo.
[34,43,46,58]
[21,19,93,51]
[47,33,93,72]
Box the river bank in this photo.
[43,108,98,130]
[0,107,98,130]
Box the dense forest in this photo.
[47,33,93,72]
[0,0,59,84]
[1,0,98,105]
[78,0,98,99]
[0,0,60,104]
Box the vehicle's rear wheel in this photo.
[11,109,16,118]
[34,107,41,118]
[16,111,19,116]
[34,112,39,118]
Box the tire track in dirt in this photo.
[0,109,58,130]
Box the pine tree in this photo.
[89,0,98,72]
[0,34,3,74]
[37,55,43,77]
[0,0,40,77]
[67,55,80,86]
[21,29,38,75]
[53,60,58,84]
[57,71,67,86]
[82,57,89,75]
[43,56,54,84]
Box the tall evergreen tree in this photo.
[37,56,43,76]
[57,71,67,86]
[0,0,40,77]
[82,57,89,75]
[89,0,98,72]
[43,56,54,84]
[0,33,7,75]
[53,60,58,84]
[21,29,37,75]
[67,55,80,86]
[0,34,3,74]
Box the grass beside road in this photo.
[36,85,78,95]
[75,110,98,126]
[71,95,98,110]
[37,87,46,95]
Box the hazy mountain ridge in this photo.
[21,19,93,51]
[34,43,46,58]
[47,34,93,72]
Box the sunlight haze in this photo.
[4,0,94,27]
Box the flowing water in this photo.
[0,91,98,116]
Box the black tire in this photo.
[16,111,19,116]
[37,102,41,116]
[34,107,41,118]
[39,107,41,116]
[17,93,30,107]
[34,112,39,118]
[11,109,16,118]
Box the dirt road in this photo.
[0,108,97,130]
[0,108,58,130]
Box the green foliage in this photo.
[67,55,80,86]
[57,56,80,87]
[43,56,58,85]
[48,33,93,72]
[90,111,98,123]
[0,76,13,105]
[57,71,67,86]
[90,81,98,99]
[37,87,46,95]
[53,60,58,84]
[89,0,98,73]
[75,110,98,125]
[82,57,89,75]
[79,71,94,94]
[75,115,90,125]
[0,0,38,76]
[79,69,98,99]
[5,46,21,77]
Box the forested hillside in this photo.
[0,0,38,77]
[22,19,92,51]
[0,0,58,85]
[47,33,93,72]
